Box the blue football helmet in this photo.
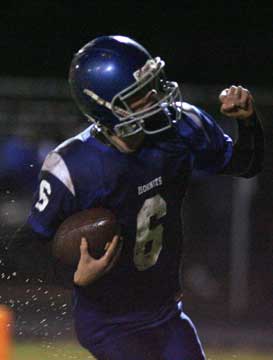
[69,35,182,144]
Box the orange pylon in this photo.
[0,305,13,360]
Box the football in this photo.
[52,208,120,267]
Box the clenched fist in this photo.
[219,85,254,120]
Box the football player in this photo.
[7,35,264,359]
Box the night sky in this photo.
[0,1,271,86]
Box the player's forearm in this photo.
[220,111,264,178]
[6,224,74,288]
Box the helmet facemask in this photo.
[112,57,182,137]
[84,57,182,141]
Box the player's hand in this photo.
[73,235,122,287]
[219,85,255,120]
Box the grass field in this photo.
[13,341,272,360]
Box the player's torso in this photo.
[63,129,193,306]
[100,140,190,272]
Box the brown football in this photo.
[52,208,120,267]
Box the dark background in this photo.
[0,0,272,354]
[0,1,271,85]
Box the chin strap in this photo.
[89,123,133,153]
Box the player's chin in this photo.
[121,132,145,152]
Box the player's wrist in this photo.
[237,111,256,128]
[73,276,93,287]
[73,272,85,286]
[73,264,103,286]
[73,270,93,287]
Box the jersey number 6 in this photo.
[134,194,167,271]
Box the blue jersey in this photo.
[27,102,232,348]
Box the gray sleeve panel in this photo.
[181,102,211,143]
[181,102,205,130]
[41,152,76,196]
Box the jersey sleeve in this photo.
[220,111,264,178]
[27,151,78,238]
[179,103,233,174]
